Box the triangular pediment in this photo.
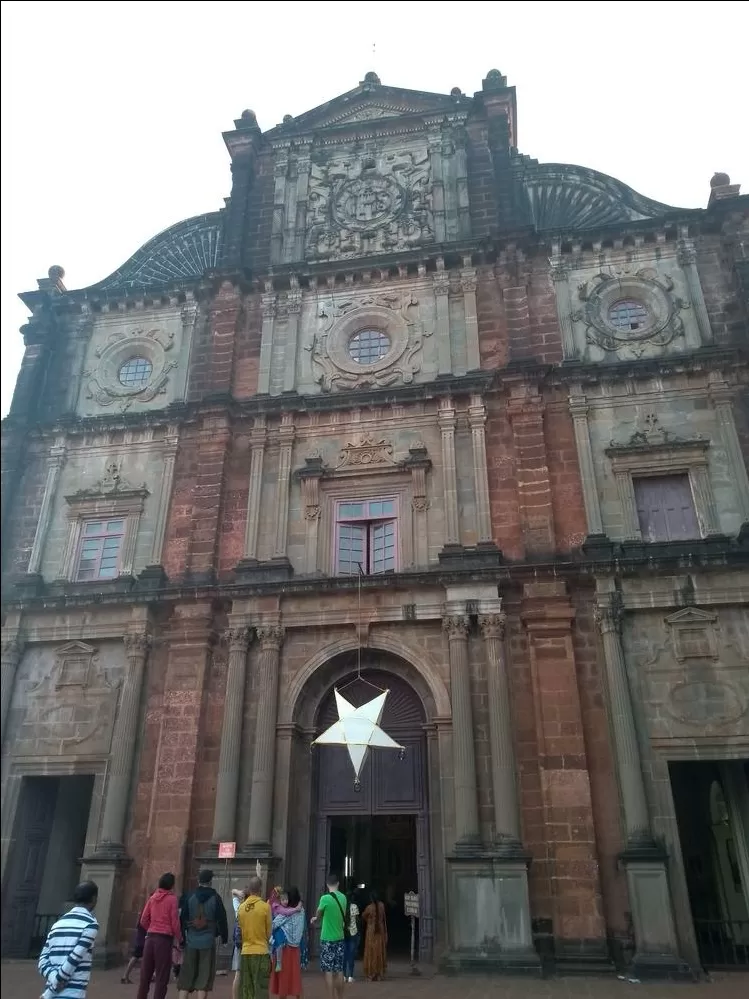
[664,607,718,626]
[55,641,96,655]
[266,81,472,138]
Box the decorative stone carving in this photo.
[54,640,99,689]
[306,149,433,261]
[607,413,706,453]
[257,625,284,650]
[478,613,506,640]
[83,326,177,410]
[443,615,469,640]
[573,268,686,356]
[306,291,431,392]
[67,460,149,501]
[337,434,395,469]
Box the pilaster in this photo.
[677,234,713,345]
[403,443,431,568]
[212,625,252,844]
[272,414,295,561]
[146,424,179,571]
[433,262,451,376]
[568,389,605,540]
[461,259,480,371]
[246,625,284,853]
[468,393,494,545]
[550,253,577,359]
[709,373,749,527]
[257,283,277,395]
[270,151,289,265]
[97,633,151,853]
[442,613,480,848]
[27,436,66,576]
[0,631,24,746]
[242,416,268,561]
[438,398,461,550]
[282,278,302,392]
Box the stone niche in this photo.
[625,607,749,746]
[76,303,199,418]
[9,641,124,758]
[558,247,704,363]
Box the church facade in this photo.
[2,70,748,978]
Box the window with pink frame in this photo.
[75,519,126,581]
[335,499,397,575]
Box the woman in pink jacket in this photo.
[136,872,182,999]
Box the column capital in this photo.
[1,636,24,664]
[443,615,469,640]
[257,625,284,650]
[123,633,152,658]
[479,613,506,640]
[468,394,486,427]
[594,596,623,636]
[224,626,252,653]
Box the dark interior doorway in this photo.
[1,774,94,958]
[670,760,749,968]
[329,814,418,954]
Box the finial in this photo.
[363,71,381,86]
[283,114,293,123]
[450,87,463,97]
[482,69,508,91]
[240,109,257,123]
[710,172,731,188]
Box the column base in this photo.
[233,557,294,581]
[136,564,168,590]
[619,841,691,979]
[80,852,132,967]
[582,534,614,559]
[443,853,540,975]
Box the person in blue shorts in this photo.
[310,873,346,999]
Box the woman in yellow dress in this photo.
[361,892,388,981]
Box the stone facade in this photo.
[1,71,748,977]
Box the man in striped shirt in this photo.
[38,881,99,999]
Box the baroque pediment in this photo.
[266,81,471,137]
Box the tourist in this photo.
[361,891,388,982]
[237,876,272,999]
[121,907,147,984]
[136,872,182,999]
[342,891,360,984]
[177,868,229,999]
[38,880,99,999]
[230,888,247,999]
[270,886,305,999]
[310,872,346,999]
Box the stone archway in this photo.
[281,649,441,962]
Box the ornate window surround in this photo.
[58,464,149,580]
[605,433,720,541]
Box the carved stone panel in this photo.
[306,146,433,261]
[630,608,749,743]
[11,641,124,757]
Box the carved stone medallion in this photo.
[333,175,405,232]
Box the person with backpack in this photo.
[310,873,347,999]
[342,891,360,984]
[136,872,181,999]
[177,868,228,999]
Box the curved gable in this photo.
[83,211,224,293]
[516,157,688,232]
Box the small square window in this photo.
[75,519,125,581]
[335,498,398,575]
[634,474,699,542]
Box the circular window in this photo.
[608,299,650,332]
[118,356,153,388]
[348,328,391,365]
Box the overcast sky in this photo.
[2,1,747,416]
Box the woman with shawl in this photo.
[362,891,388,982]
[269,886,306,999]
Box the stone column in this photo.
[468,394,493,545]
[550,254,577,359]
[292,150,311,262]
[243,416,268,562]
[283,280,302,392]
[429,133,446,242]
[257,285,277,394]
[98,633,151,852]
[568,390,605,537]
[594,589,687,976]
[1,636,24,746]
[438,398,461,548]
[272,415,295,561]
[27,437,66,575]
[709,374,749,525]
[212,626,252,844]
[433,263,452,376]
[677,237,713,345]
[478,611,522,847]
[270,152,289,265]
[443,614,480,847]
[148,425,179,565]
[461,261,480,371]
[246,626,284,853]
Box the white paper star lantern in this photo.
[313,688,404,784]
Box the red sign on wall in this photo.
[218,842,236,860]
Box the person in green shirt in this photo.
[310,873,347,999]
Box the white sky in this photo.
[2,1,747,417]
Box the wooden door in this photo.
[1,777,59,958]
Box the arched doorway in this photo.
[310,666,433,961]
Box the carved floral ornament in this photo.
[573,267,686,356]
[306,291,432,392]
[83,325,177,410]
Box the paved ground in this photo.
[3,961,749,999]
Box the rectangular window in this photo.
[75,519,126,581]
[335,499,397,575]
[633,474,699,542]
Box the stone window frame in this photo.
[59,491,148,581]
[333,496,400,576]
[605,439,720,541]
[327,306,410,378]
[319,473,414,576]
